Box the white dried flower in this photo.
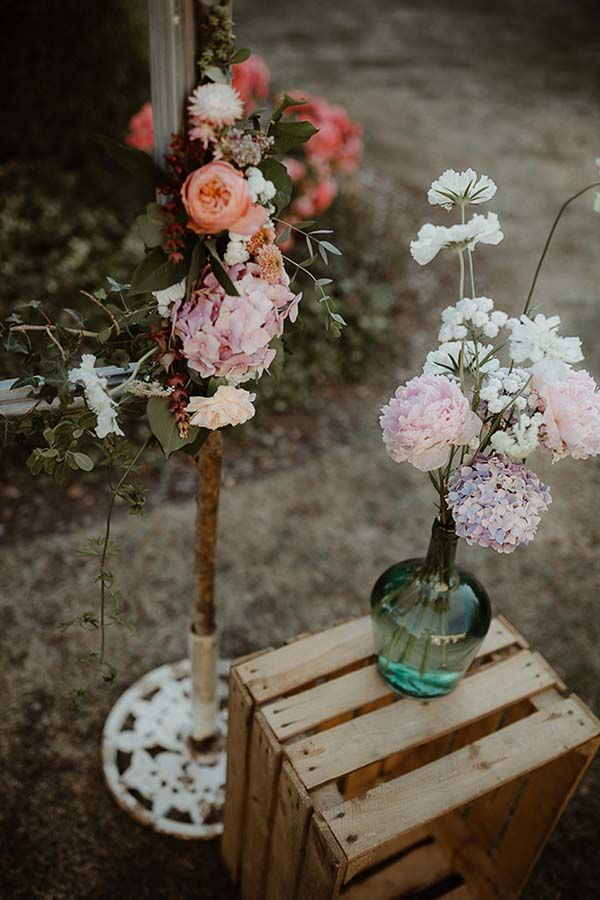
[153,278,186,318]
[410,213,503,265]
[423,341,500,377]
[188,83,243,126]
[507,313,583,365]
[68,354,123,439]
[125,380,172,399]
[428,168,497,210]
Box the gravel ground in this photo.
[2,1,600,897]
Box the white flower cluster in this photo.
[428,168,497,210]
[410,212,503,266]
[439,296,508,342]
[507,313,583,365]
[246,167,277,205]
[125,380,173,399]
[480,366,531,413]
[490,412,543,458]
[68,354,123,439]
[424,340,500,377]
[153,278,187,317]
[224,233,250,266]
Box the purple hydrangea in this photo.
[447,455,551,553]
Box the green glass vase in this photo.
[370,519,492,698]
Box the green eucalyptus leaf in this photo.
[146,397,200,458]
[71,452,94,472]
[258,158,292,214]
[129,247,187,297]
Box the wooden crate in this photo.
[222,615,600,900]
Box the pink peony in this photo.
[287,94,363,174]
[232,55,271,113]
[380,374,482,472]
[181,161,268,236]
[532,361,600,461]
[126,102,153,152]
[172,263,300,383]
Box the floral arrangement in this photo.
[380,167,600,553]
[2,37,344,685]
[126,54,363,228]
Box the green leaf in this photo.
[268,120,318,154]
[257,158,293,215]
[230,47,251,64]
[97,327,113,344]
[271,93,306,124]
[97,136,167,192]
[320,240,342,256]
[329,312,347,327]
[205,240,240,297]
[186,240,207,299]
[204,65,229,84]
[129,247,187,297]
[146,397,200,458]
[181,427,210,457]
[69,451,94,472]
[135,212,165,249]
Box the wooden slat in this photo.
[322,696,600,882]
[262,616,519,741]
[341,840,453,899]
[222,659,263,881]
[265,762,313,900]
[288,651,557,790]
[296,814,347,900]
[432,814,503,900]
[235,616,373,704]
[240,711,283,900]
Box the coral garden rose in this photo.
[532,360,600,461]
[288,95,363,174]
[172,263,300,384]
[186,386,256,430]
[380,373,481,472]
[181,161,267,236]
[126,102,154,152]
[232,55,271,113]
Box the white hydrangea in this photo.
[224,233,250,266]
[428,168,497,210]
[246,167,277,204]
[68,354,124,439]
[490,412,543,458]
[153,278,187,318]
[423,341,500,377]
[480,367,531,414]
[507,313,583,365]
[188,83,243,126]
[410,213,503,265]
[438,296,508,342]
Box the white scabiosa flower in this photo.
[507,313,583,365]
[68,354,124,439]
[188,83,244,126]
[423,341,500,377]
[153,278,187,318]
[428,168,497,210]
[410,213,503,265]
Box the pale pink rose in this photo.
[186,386,256,430]
[232,55,271,114]
[172,263,300,383]
[532,361,600,461]
[380,374,481,472]
[126,102,153,152]
[181,161,267,236]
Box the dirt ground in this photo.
[2,1,600,897]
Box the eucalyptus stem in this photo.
[98,439,149,665]
[523,181,600,315]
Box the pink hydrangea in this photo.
[126,102,153,152]
[447,455,551,553]
[231,55,271,114]
[172,263,300,384]
[532,361,600,461]
[380,374,481,472]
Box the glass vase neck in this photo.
[423,518,458,584]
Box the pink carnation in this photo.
[172,263,300,384]
[532,361,600,461]
[380,374,482,472]
[126,102,154,152]
[232,55,271,114]
[287,94,363,174]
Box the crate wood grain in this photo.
[222,614,600,900]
